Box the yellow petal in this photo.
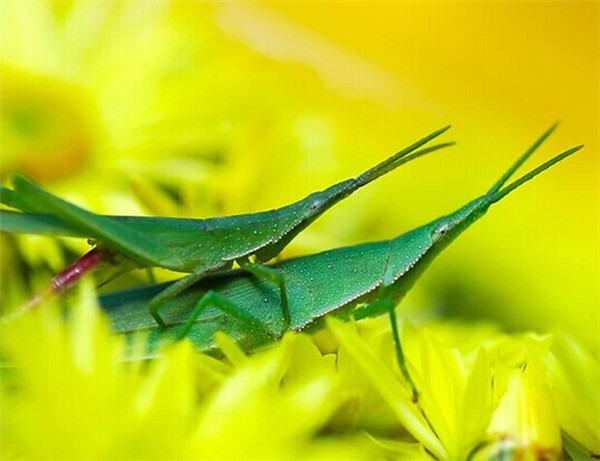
[327,317,447,460]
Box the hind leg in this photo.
[176,290,272,341]
[149,269,209,328]
[353,299,418,402]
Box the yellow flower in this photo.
[2,280,598,460]
[0,280,388,460]
[544,332,600,457]
[1,279,192,459]
[476,362,562,461]
[327,317,499,461]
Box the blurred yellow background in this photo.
[1,1,598,351]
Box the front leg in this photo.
[237,257,290,333]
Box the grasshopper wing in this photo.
[5,175,168,266]
[0,210,85,237]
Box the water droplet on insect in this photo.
[352,269,357,274]
[327,264,332,269]
[253,230,257,234]
[263,298,268,303]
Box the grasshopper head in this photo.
[301,179,356,221]
[385,125,581,293]
[425,196,489,250]
[422,124,582,255]
[254,180,356,263]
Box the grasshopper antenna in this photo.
[397,142,456,166]
[486,122,559,197]
[488,144,583,205]
[354,125,451,188]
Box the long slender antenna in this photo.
[489,145,583,205]
[486,122,559,197]
[393,142,456,167]
[355,125,451,187]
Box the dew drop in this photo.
[263,298,269,303]
[327,264,332,269]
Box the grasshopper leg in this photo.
[237,258,290,333]
[146,268,157,284]
[388,308,419,403]
[352,298,394,320]
[353,299,419,402]
[176,290,272,341]
[149,269,209,328]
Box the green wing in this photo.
[3,175,169,266]
[1,185,48,213]
[0,210,85,237]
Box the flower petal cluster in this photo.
[2,284,598,460]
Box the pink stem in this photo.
[33,249,103,309]
[2,248,105,324]
[49,248,104,294]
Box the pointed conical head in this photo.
[383,131,582,299]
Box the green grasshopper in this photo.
[98,124,581,399]
[0,127,452,327]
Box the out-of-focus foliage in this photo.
[0,282,378,460]
[1,283,598,460]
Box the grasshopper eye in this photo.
[303,197,324,219]
[431,223,450,242]
[309,199,323,211]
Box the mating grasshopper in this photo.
[99,124,581,399]
[0,127,452,326]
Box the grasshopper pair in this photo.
[1,124,581,399]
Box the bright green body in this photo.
[100,197,484,353]
[100,126,582,358]
[1,182,353,272]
